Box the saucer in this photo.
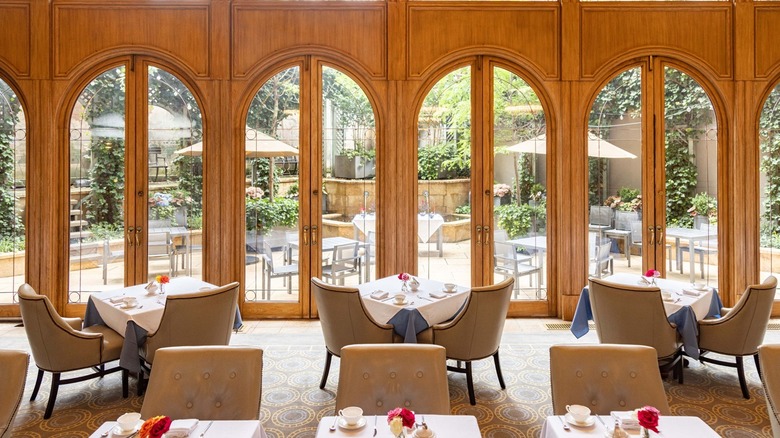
[393,299,409,306]
[565,413,596,427]
[414,431,436,438]
[662,297,675,302]
[442,288,457,294]
[112,422,141,437]
[338,417,366,430]
[692,285,709,291]
[120,302,138,310]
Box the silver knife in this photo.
[373,415,378,437]
[200,420,213,437]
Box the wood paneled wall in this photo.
[1,0,779,318]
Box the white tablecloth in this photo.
[540,415,719,438]
[90,420,266,438]
[352,213,444,243]
[606,273,715,320]
[315,414,480,437]
[89,277,214,333]
[358,276,468,329]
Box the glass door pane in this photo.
[663,66,718,286]
[322,66,377,286]
[245,67,301,302]
[417,67,471,284]
[587,67,643,280]
[760,83,780,299]
[146,67,203,282]
[492,67,547,300]
[0,79,25,304]
[69,67,126,301]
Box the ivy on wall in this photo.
[0,80,24,248]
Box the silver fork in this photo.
[558,415,571,432]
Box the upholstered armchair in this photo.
[18,284,128,419]
[759,344,780,438]
[429,277,514,405]
[588,277,683,383]
[311,277,397,389]
[140,282,239,369]
[550,344,671,415]
[698,276,777,399]
[335,344,450,415]
[141,346,263,420]
[0,350,28,437]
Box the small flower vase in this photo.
[401,281,409,293]
[159,283,165,294]
[640,427,651,438]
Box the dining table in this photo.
[90,420,267,438]
[357,276,468,343]
[315,414,480,437]
[570,273,723,359]
[83,276,244,373]
[665,226,717,283]
[352,213,445,257]
[539,415,719,437]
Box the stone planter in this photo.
[494,196,510,206]
[333,156,376,179]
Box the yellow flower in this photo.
[389,416,403,436]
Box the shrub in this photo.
[246,197,299,234]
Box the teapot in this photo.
[409,277,421,292]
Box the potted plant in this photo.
[333,144,376,179]
[688,192,717,228]
[493,183,512,206]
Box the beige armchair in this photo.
[139,282,239,392]
[698,276,777,399]
[759,344,780,438]
[550,344,670,415]
[335,344,450,415]
[141,346,263,420]
[588,277,683,383]
[18,284,128,419]
[311,277,397,389]
[0,350,28,438]
[429,277,514,405]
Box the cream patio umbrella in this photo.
[175,129,299,199]
[506,132,637,159]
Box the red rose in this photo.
[637,406,660,433]
[398,408,415,429]
[148,416,171,438]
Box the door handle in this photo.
[311,225,318,246]
[303,226,310,246]
[655,226,664,246]
[135,226,142,247]
[647,226,655,246]
[475,225,483,245]
[483,226,490,245]
[126,226,135,245]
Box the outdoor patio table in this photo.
[358,275,468,342]
[83,276,243,373]
[570,273,722,360]
[352,213,445,256]
[289,236,371,283]
[666,226,717,283]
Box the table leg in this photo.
[688,238,695,283]
[437,227,443,257]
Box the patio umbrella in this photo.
[175,129,299,199]
[506,132,637,159]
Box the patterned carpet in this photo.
[4,327,777,437]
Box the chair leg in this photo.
[493,351,506,390]
[737,356,750,399]
[677,356,684,384]
[122,369,129,398]
[320,351,333,389]
[466,361,476,405]
[754,353,762,379]
[44,372,61,419]
[31,369,44,401]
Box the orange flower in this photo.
[138,416,171,438]
[155,275,170,284]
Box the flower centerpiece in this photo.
[398,272,411,292]
[139,415,171,438]
[387,407,415,438]
[643,269,660,286]
[636,406,660,437]
[155,274,170,293]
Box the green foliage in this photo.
[689,192,717,220]
[0,236,24,253]
[339,146,376,161]
[172,155,203,219]
[495,203,547,239]
[0,80,23,240]
[248,158,282,198]
[86,137,125,226]
[187,213,202,230]
[247,67,299,134]
[418,143,470,180]
[618,187,640,202]
[87,222,124,241]
[455,204,471,215]
[245,197,299,234]
[760,84,780,246]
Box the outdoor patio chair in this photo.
[629,220,673,270]
[148,145,168,181]
[589,238,613,278]
[261,241,298,298]
[493,241,541,295]
[322,242,361,285]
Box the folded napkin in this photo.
[610,411,639,430]
[682,289,702,297]
[370,290,388,300]
[108,296,126,304]
[162,419,199,438]
[429,291,447,299]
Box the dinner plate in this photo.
[111,422,142,437]
[565,413,596,428]
[338,416,366,430]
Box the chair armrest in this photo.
[63,317,83,331]
[720,307,732,315]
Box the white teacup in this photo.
[338,406,363,426]
[116,412,141,432]
[394,293,406,304]
[566,404,591,423]
[693,283,707,290]
[443,283,456,292]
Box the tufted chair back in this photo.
[141,282,239,364]
[550,344,670,415]
[335,344,449,415]
[0,350,28,438]
[759,344,780,438]
[18,284,105,372]
[699,276,777,357]
[588,278,680,359]
[141,346,263,420]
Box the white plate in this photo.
[112,422,142,437]
[120,303,138,310]
[442,288,457,294]
[393,299,409,306]
[338,416,366,430]
[662,297,675,302]
[692,285,709,291]
[565,413,596,428]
